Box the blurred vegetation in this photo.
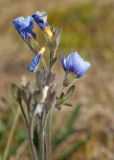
[0,1,114,160]
[49,2,114,59]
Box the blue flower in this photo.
[12,16,36,40]
[32,11,52,37]
[61,52,91,78]
[27,53,41,72]
[32,11,49,30]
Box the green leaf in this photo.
[59,92,65,100]
[63,103,73,107]
[33,126,39,149]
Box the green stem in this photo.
[30,111,39,160]
[38,117,45,160]
[42,102,56,160]
[28,128,38,160]
[41,57,48,70]
[3,107,21,160]
[45,113,52,160]
[19,100,38,160]
[56,86,65,97]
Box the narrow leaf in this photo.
[63,103,73,107]
[33,126,39,149]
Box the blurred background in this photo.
[0,0,114,159]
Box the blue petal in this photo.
[12,16,35,40]
[66,54,74,72]
[61,51,91,78]
[61,56,67,71]
[27,53,41,72]
[32,11,49,30]
[13,16,33,30]
[76,61,91,78]
[32,11,47,22]
[70,52,84,72]
[25,16,34,29]
[13,17,25,31]
[28,63,35,72]
[65,52,82,72]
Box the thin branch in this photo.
[45,113,52,160]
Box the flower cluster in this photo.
[13,11,52,72]
[13,11,91,82]
[13,12,52,41]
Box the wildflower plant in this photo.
[12,11,91,160]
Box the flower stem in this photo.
[19,101,38,160]
[30,110,39,160]
[45,113,52,160]
[41,57,48,70]
[38,117,45,160]
[28,128,38,160]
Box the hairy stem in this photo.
[19,100,38,160]
[45,113,52,160]
[28,128,38,160]
[38,117,45,160]
[30,110,39,160]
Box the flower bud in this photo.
[27,47,45,72]
[32,11,52,38]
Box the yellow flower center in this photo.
[45,27,52,38]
